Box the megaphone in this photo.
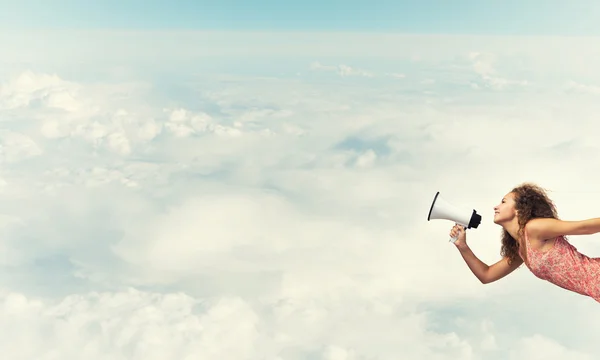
[427,191,482,243]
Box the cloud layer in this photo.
[1,31,600,359]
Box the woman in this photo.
[450,182,600,302]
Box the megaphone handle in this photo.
[449,225,466,243]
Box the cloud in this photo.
[510,334,594,360]
[310,61,374,77]
[1,31,600,359]
[0,70,82,111]
[0,71,164,158]
[387,72,406,79]
[564,80,600,95]
[309,62,410,82]
[467,52,529,90]
[0,130,43,164]
[0,287,495,360]
[0,289,264,360]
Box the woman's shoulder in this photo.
[523,217,565,242]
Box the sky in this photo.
[2,1,600,359]
[1,0,600,35]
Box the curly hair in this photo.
[500,182,559,265]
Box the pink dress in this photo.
[522,227,600,302]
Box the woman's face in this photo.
[493,192,517,224]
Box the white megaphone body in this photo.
[427,191,482,243]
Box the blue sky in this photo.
[2,0,599,35]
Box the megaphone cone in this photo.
[427,191,481,243]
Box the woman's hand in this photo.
[450,223,468,250]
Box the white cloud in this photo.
[0,289,264,360]
[467,52,528,89]
[510,334,594,360]
[0,70,81,111]
[310,61,374,77]
[0,31,600,359]
[0,287,496,360]
[0,130,43,163]
[387,72,406,79]
[565,80,600,95]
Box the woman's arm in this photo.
[457,246,522,284]
[527,217,600,239]
[450,224,522,284]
